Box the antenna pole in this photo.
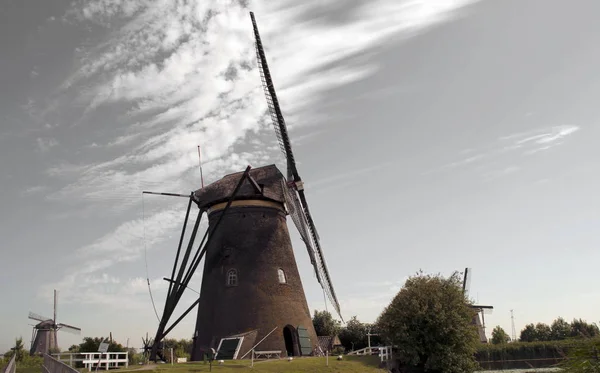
[510,309,517,342]
[198,146,204,188]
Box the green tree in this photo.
[570,319,600,339]
[520,324,537,342]
[491,326,510,345]
[551,317,572,341]
[77,337,126,353]
[339,316,367,351]
[13,337,25,362]
[376,270,480,373]
[163,338,193,361]
[68,344,80,353]
[559,337,600,372]
[127,348,143,365]
[312,310,341,337]
[535,323,552,341]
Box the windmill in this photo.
[140,333,153,363]
[147,11,341,362]
[28,290,81,355]
[462,268,493,343]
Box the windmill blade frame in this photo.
[57,323,82,334]
[250,12,297,181]
[250,11,342,320]
[28,312,52,323]
[462,267,472,297]
[53,289,58,324]
[281,180,321,282]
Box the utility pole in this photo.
[510,309,517,342]
[366,327,378,350]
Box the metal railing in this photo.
[42,354,79,373]
[0,354,16,373]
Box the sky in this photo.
[1,0,600,353]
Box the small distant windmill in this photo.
[462,268,493,343]
[28,290,81,355]
[140,333,153,363]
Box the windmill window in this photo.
[226,269,238,286]
[278,268,287,284]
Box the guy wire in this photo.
[143,193,161,322]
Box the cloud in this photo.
[44,0,480,307]
[428,125,581,178]
[311,277,409,322]
[36,137,59,152]
[309,162,394,191]
[40,203,207,309]
[40,275,170,312]
[482,165,520,182]
[22,185,48,195]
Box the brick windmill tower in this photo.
[148,12,342,361]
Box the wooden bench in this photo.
[253,350,281,359]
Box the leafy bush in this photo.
[377,270,480,373]
[332,347,345,355]
[559,337,600,372]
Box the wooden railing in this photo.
[42,354,79,373]
[0,354,16,373]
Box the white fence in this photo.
[347,346,393,362]
[52,352,128,370]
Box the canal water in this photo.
[475,369,561,373]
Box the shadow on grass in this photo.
[150,355,386,372]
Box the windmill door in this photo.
[296,326,312,356]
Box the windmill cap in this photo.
[193,164,286,210]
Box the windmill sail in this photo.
[57,323,82,334]
[250,11,342,320]
[462,267,472,296]
[28,312,52,323]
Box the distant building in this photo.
[317,335,343,353]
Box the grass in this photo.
[15,368,41,373]
[128,356,386,373]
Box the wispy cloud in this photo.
[311,277,409,322]
[40,204,206,308]
[428,125,581,178]
[309,162,394,193]
[36,137,59,152]
[42,0,481,305]
[22,185,48,195]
